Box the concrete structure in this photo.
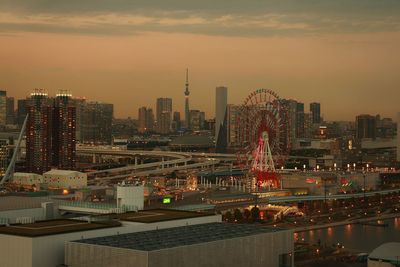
[43,169,87,189]
[117,183,144,211]
[66,222,293,267]
[0,209,221,267]
[215,86,228,151]
[11,172,44,187]
[368,242,400,267]
[397,112,400,162]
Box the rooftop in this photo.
[0,196,51,211]
[116,209,215,223]
[73,222,285,251]
[0,219,121,237]
[44,169,83,176]
[369,242,400,263]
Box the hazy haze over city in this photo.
[1,0,400,120]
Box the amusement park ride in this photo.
[236,89,290,191]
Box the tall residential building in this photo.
[184,69,190,129]
[156,98,172,134]
[0,91,6,126]
[310,102,321,124]
[189,110,205,131]
[138,107,155,133]
[17,99,28,128]
[173,111,181,132]
[6,97,15,125]
[82,102,114,144]
[296,102,305,138]
[215,86,228,151]
[53,91,76,170]
[26,89,52,174]
[356,114,376,140]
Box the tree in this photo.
[224,211,233,222]
[243,209,251,221]
[233,209,243,222]
[251,206,260,221]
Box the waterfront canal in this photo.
[296,217,400,252]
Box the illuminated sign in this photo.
[163,197,171,204]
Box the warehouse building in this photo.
[43,169,87,189]
[66,222,294,267]
[0,209,221,267]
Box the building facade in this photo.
[6,97,15,125]
[156,98,172,134]
[138,107,155,134]
[0,91,6,126]
[26,90,52,174]
[52,92,76,170]
[81,102,114,144]
[310,102,321,124]
[356,114,376,140]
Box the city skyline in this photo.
[1,1,400,121]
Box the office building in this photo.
[304,113,313,139]
[227,104,240,146]
[0,90,6,126]
[296,102,305,138]
[172,111,181,132]
[156,98,172,134]
[356,114,376,140]
[81,102,114,144]
[215,86,228,151]
[310,102,321,124]
[17,99,28,128]
[26,89,52,174]
[138,107,155,133]
[6,97,15,125]
[52,92,76,170]
[189,110,205,131]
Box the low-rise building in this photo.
[11,173,44,188]
[66,222,294,267]
[43,169,87,189]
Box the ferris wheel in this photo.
[235,89,290,188]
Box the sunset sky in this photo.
[1,0,400,120]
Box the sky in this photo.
[1,0,400,121]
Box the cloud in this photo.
[0,0,399,36]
